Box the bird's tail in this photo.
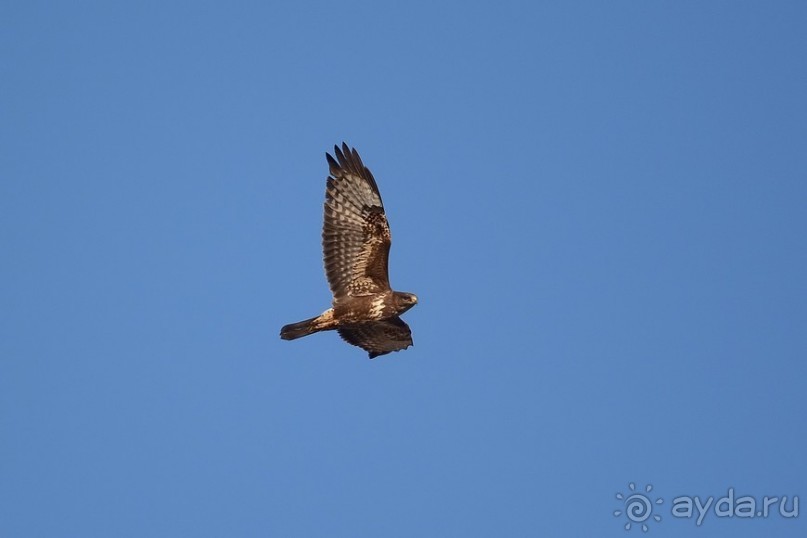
[280,316,322,340]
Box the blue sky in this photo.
[2,2,805,537]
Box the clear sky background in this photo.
[2,2,805,537]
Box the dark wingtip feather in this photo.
[324,142,384,205]
[334,144,346,165]
[325,152,339,175]
[333,142,358,171]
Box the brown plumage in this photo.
[280,143,417,359]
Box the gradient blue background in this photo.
[2,2,805,536]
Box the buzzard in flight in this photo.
[280,143,418,358]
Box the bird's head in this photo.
[394,292,418,313]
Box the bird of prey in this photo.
[280,143,418,358]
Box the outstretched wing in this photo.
[337,317,413,359]
[323,143,391,298]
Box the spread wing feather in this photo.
[323,143,392,298]
[338,317,413,359]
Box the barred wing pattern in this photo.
[338,317,413,359]
[323,144,391,298]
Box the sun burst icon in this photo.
[613,482,663,532]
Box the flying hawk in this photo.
[280,143,418,358]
